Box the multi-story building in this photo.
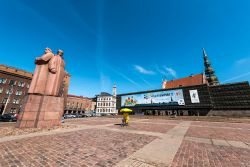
[65,94,94,114]
[0,64,32,114]
[62,72,71,105]
[96,84,117,115]
[0,64,71,115]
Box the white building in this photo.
[96,84,117,115]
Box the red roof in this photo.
[67,94,89,99]
[163,74,207,89]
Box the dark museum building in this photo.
[116,49,250,116]
[117,81,250,116]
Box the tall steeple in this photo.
[162,77,167,89]
[112,83,117,96]
[203,48,219,86]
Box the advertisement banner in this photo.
[121,89,185,107]
[189,90,200,103]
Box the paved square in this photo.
[0,117,249,167]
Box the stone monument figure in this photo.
[16,48,66,128]
[45,50,65,96]
[28,47,54,95]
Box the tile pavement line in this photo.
[129,121,179,126]
[190,125,250,131]
[98,126,164,137]
[184,136,250,149]
[115,121,191,167]
[0,121,164,143]
[0,125,96,143]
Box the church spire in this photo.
[203,48,219,86]
[112,83,117,96]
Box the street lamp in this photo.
[2,82,14,115]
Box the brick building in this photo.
[63,72,71,105]
[65,95,95,114]
[0,64,32,114]
[0,64,71,115]
[162,73,207,89]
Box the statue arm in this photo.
[35,53,54,64]
[48,57,57,74]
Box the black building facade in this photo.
[117,81,250,116]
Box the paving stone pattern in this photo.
[109,123,175,133]
[171,140,250,167]
[0,118,250,167]
[0,129,156,167]
[191,121,250,129]
[186,126,250,143]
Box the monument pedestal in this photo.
[16,94,64,128]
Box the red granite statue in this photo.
[28,48,54,95]
[16,48,66,128]
[45,50,65,96]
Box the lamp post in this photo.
[2,84,14,115]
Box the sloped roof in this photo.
[164,73,207,89]
[99,92,112,96]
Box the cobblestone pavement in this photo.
[0,117,250,167]
[0,129,156,167]
[171,140,250,167]
[109,123,175,133]
[186,126,250,143]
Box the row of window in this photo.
[0,78,29,88]
[97,102,115,107]
[97,97,114,101]
[96,108,116,113]
[1,98,20,104]
[66,102,88,109]
[0,88,23,96]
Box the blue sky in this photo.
[1,0,250,97]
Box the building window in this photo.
[0,78,7,84]
[6,89,13,95]
[15,90,22,96]
[9,80,15,86]
[2,98,8,103]
[10,108,17,114]
[0,87,3,94]
[18,81,25,87]
[13,99,20,104]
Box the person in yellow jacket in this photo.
[122,113,129,126]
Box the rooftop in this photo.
[0,64,33,79]
[163,73,207,89]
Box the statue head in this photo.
[45,47,52,53]
[57,50,64,57]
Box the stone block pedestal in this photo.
[16,94,64,128]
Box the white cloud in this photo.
[155,65,166,76]
[164,66,177,78]
[236,57,250,65]
[134,65,155,75]
[222,71,250,83]
[109,67,142,88]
